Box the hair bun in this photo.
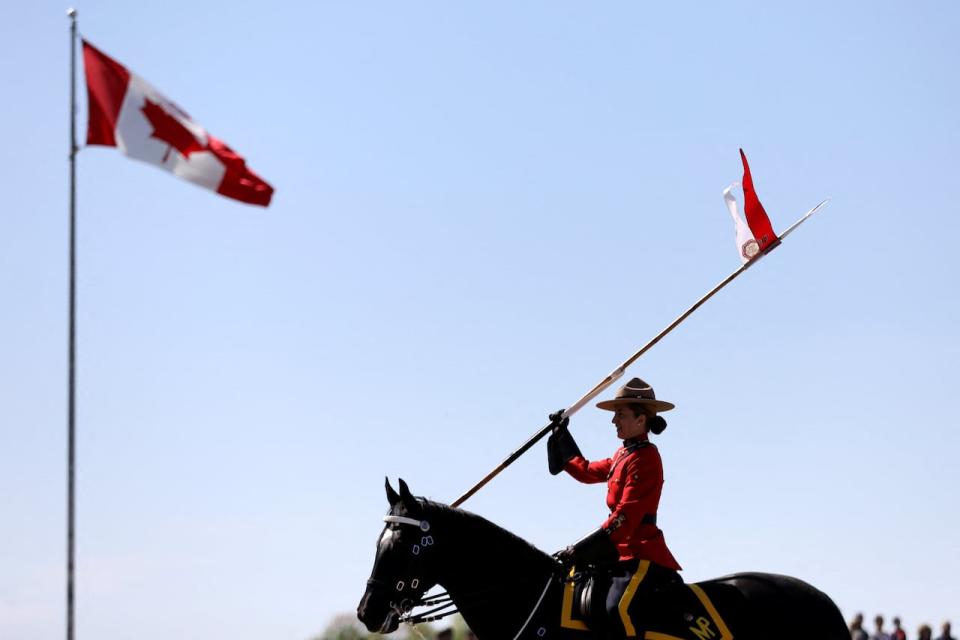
[649,415,667,435]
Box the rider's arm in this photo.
[564,455,612,484]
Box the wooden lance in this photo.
[451,198,829,508]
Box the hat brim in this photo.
[595,398,675,413]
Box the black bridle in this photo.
[367,514,459,627]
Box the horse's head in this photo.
[357,478,441,634]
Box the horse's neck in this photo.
[430,508,555,639]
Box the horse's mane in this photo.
[407,499,558,638]
[418,498,553,565]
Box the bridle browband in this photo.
[373,512,556,639]
[383,515,430,531]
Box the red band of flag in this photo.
[739,149,775,251]
[82,40,273,207]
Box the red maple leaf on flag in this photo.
[140,98,205,159]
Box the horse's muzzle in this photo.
[357,588,400,634]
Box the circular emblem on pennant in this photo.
[741,239,760,259]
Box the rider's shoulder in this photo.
[624,440,660,463]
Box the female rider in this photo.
[547,377,682,630]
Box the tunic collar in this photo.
[623,437,650,452]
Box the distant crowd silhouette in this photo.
[849,614,955,640]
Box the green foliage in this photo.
[313,614,370,640]
[313,613,472,640]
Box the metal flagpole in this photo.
[451,198,830,508]
[66,8,78,640]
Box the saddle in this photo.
[561,563,747,639]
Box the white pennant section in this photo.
[723,182,760,264]
[113,73,227,192]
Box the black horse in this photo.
[358,479,848,639]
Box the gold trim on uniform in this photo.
[618,559,651,637]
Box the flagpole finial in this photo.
[67,7,77,17]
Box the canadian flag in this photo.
[82,40,273,207]
[723,149,777,263]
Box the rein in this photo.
[379,513,558,638]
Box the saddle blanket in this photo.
[558,563,746,639]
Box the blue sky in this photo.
[2,2,959,638]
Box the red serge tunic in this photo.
[564,439,681,570]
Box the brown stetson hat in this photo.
[595,377,675,413]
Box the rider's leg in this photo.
[604,560,681,636]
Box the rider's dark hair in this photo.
[648,415,667,435]
[627,403,668,435]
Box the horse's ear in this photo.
[397,478,418,512]
[385,477,401,506]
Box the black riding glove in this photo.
[546,409,582,475]
[555,528,619,567]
